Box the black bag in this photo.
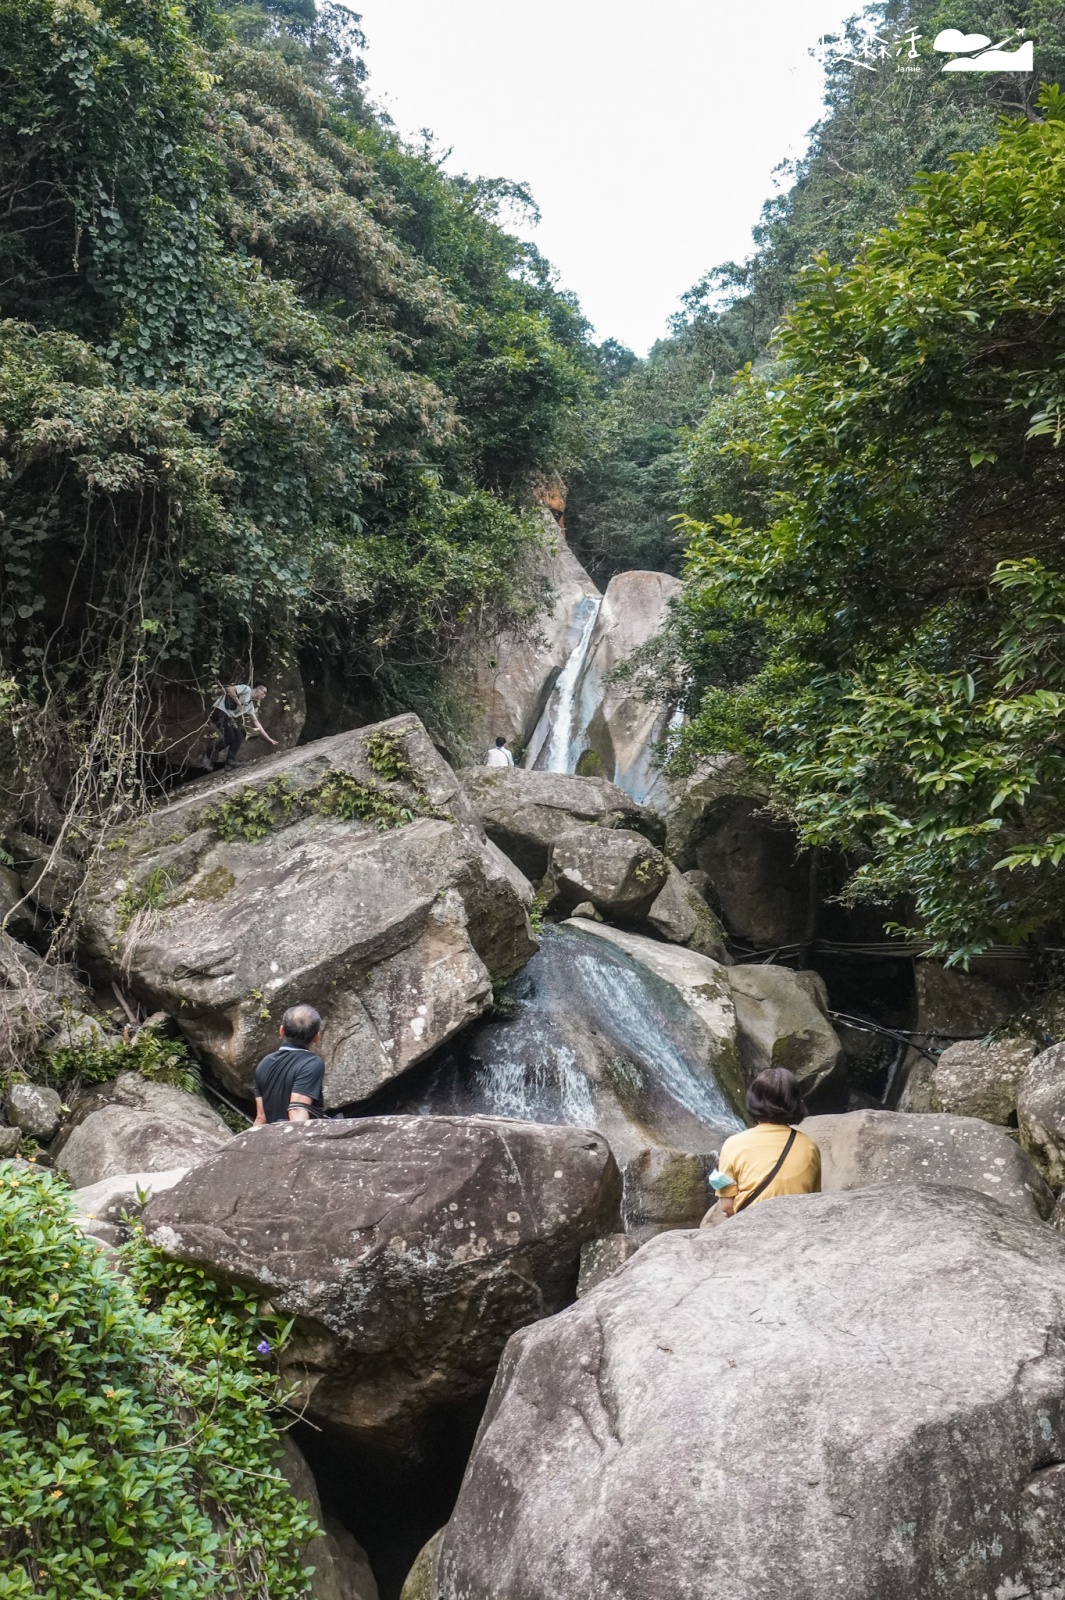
[735,1128,798,1213]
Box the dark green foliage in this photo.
[36,1025,202,1098]
[673,89,1065,955]
[0,1165,316,1597]
[202,763,442,840]
[0,0,595,801]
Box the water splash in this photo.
[542,595,601,773]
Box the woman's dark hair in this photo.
[745,1067,807,1125]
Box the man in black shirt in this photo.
[252,1004,326,1125]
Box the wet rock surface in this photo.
[79,718,536,1107]
[569,571,683,806]
[435,1185,1065,1600]
[144,1116,621,1463]
[803,1107,1053,1218]
[373,923,743,1166]
[446,512,601,757]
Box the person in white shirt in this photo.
[485,736,514,768]
[211,681,278,768]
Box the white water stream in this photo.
[542,595,601,773]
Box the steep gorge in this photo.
[7,2,1065,1598]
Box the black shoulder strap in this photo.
[736,1128,798,1213]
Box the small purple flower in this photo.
[256,1339,272,1355]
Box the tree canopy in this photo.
[673,84,1065,956]
[0,0,597,799]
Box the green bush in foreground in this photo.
[0,1164,316,1597]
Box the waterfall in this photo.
[541,595,601,773]
[372,925,743,1158]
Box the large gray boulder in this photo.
[70,1165,190,1247]
[932,1037,1036,1125]
[4,1081,62,1140]
[1018,1043,1065,1189]
[80,717,537,1107]
[144,1116,621,1462]
[802,1108,1053,1218]
[546,828,669,920]
[54,1072,231,1189]
[372,923,744,1166]
[569,571,683,807]
[0,929,115,1067]
[915,958,1023,1037]
[435,1185,1065,1600]
[645,864,729,963]
[458,766,663,880]
[575,920,840,1100]
[664,762,812,947]
[728,964,840,1093]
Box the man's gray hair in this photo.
[282,1003,321,1045]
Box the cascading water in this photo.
[537,594,601,773]
[372,925,743,1161]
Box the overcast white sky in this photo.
[358,1,864,353]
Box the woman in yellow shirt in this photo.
[707,1067,821,1220]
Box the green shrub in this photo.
[0,1165,317,1598]
[34,1026,202,1098]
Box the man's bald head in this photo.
[281,1003,321,1045]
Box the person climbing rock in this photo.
[485,735,514,768]
[701,1067,821,1224]
[251,1004,325,1125]
[211,680,277,768]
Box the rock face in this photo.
[375,924,744,1166]
[728,964,841,1094]
[803,1108,1053,1219]
[4,1081,62,1140]
[645,865,729,963]
[665,762,812,947]
[71,1165,190,1247]
[1018,1043,1065,1188]
[573,571,683,806]
[932,1037,1036,1124]
[620,1148,712,1243]
[545,828,669,920]
[435,1185,1065,1600]
[144,1116,621,1462]
[53,1072,231,1189]
[446,511,601,758]
[914,959,1023,1037]
[458,766,662,881]
[521,571,682,806]
[576,920,841,1100]
[80,718,537,1107]
[0,929,114,1059]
